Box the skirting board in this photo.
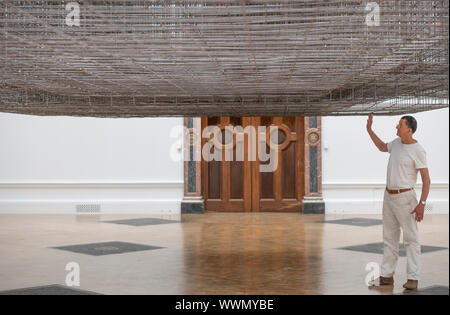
[0,181,183,214]
[2,199,447,214]
[324,200,449,214]
[0,200,181,214]
[0,182,447,214]
[323,182,449,214]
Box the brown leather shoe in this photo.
[379,276,394,285]
[369,276,394,286]
[403,279,418,290]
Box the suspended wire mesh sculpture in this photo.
[0,0,448,117]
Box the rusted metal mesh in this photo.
[0,0,448,117]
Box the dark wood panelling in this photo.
[260,159,274,199]
[208,160,221,199]
[203,117,305,212]
[282,141,296,199]
[230,157,244,199]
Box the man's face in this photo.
[396,119,412,137]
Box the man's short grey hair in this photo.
[401,116,417,134]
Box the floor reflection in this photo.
[181,212,325,294]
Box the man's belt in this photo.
[386,187,413,194]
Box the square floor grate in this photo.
[321,218,383,227]
[398,285,449,295]
[338,242,448,257]
[51,241,164,256]
[0,285,101,295]
[102,218,180,226]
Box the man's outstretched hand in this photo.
[366,113,373,132]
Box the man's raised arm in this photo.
[366,113,388,152]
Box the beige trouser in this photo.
[381,189,421,280]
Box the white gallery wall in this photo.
[0,108,448,214]
[0,114,184,213]
[322,107,449,214]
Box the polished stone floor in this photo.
[0,213,448,295]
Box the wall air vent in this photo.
[76,204,101,214]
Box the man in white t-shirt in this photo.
[366,113,431,290]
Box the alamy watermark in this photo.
[65,262,80,287]
[170,124,284,172]
[65,2,80,27]
[365,2,380,27]
[365,262,380,286]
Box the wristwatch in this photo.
[420,200,426,205]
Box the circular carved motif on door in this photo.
[265,124,292,150]
[211,126,236,150]
[308,131,320,145]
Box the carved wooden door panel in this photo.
[251,117,305,212]
[201,117,252,212]
[201,116,304,212]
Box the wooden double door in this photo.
[201,117,305,212]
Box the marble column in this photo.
[181,117,205,214]
[302,116,325,214]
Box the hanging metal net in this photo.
[0,0,448,117]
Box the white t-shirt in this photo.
[386,137,428,190]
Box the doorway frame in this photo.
[181,116,325,214]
